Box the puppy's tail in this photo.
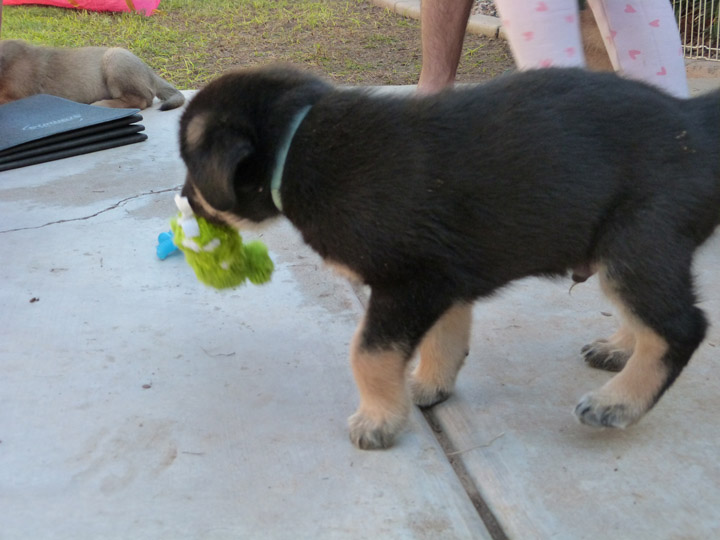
[153,75,186,111]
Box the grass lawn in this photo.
[0,0,512,89]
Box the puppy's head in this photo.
[0,40,34,104]
[0,39,29,67]
[179,65,332,228]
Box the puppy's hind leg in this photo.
[575,250,707,428]
[348,287,452,450]
[92,97,151,109]
[410,302,473,407]
[576,319,668,428]
[96,48,155,110]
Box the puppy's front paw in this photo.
[574,391,642,429]
[348,410,405,450]
[581,340,631,372]
[409,377,452,409]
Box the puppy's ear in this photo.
[184,112,255,211]
[200,137,254,210]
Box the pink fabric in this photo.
[494,0,688,98]
[496,0,586,70]
[586,0,687,98]
[3,0,161,16]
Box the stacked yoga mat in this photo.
[0,94,147,172]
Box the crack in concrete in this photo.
[0,186,181,234]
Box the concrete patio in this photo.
[1,81,719,539]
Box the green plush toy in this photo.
[170,195,274,289]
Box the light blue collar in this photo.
[270,105,312,212]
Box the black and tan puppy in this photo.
[0,39,184,110]
[179,65,720,450]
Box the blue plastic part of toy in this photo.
[156,231,179,260]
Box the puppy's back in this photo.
[284,68,720,286]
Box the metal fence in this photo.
[675,0,720,60]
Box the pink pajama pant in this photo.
[494,0,688,97]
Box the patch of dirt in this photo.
[162,0,512,87]
[473,0,499,18]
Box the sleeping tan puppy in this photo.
[0,39,185,110]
